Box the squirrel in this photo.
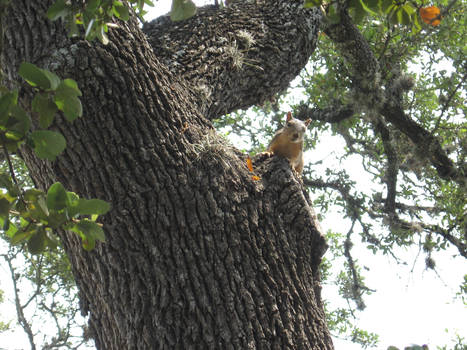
[266,111,311,174]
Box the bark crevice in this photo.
[143,0,322,119]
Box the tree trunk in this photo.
[3,0,332,348]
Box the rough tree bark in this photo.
[3,0,332,348]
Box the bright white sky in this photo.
[0,1,465,349]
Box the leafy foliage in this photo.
[2,61,84,161]
[46,0,154,42]
[0,167,109,254]
[304,0,446,30]
[44,0,197,43]
[0,60,110,253]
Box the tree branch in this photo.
[143,0,322,119]
[304,177,364,221]
[323,7,465,185]
[428,225,466,259]
[381,102,463,184]
[324,9,381,99]
[389,215,467,259]
[373,118,398,213]
[296,103,355,124]
[374,198,443,215]
[343,221,366,310]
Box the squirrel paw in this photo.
[257,151,274,159]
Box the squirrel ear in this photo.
[305,119,311,127]
[286,111,293,122]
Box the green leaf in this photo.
[365,0,380,12]
[36,195,50,217]
[0,174,12,189]
[400,6,412,25]
[82,235,96,251]
[73,198,111,215]
[113,1,130,20]
[388,6,399,24]
[10,229,35,244]
[1,139,20,153]
[47,182,68,211]
[42,70,61,90]
[381,0,394,13]
[0,91,17,126]
[62,96,82,121]
[5,105,31,140]
[0,191,15,204]
[411,13,421,33]
[32,93,58,128]
[77,220,106,242]
[402,3,415,15]
[170,0,197,22]
[70,220,104,251]
[3,219,19,238]
[30,130,66,161]
[54,80,83,121]
[7,185,20,198]
[86,0,101,13]
[348,0,367,24]
[47,0,70,20]
[28,229,47,254]
[47,211,68,228]
[359,0,377,16]
[18,62,60,90]
[44,231,59,249]
[18,62,49,89]
[60,79,82,96]
[66,191,79,208]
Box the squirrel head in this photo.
[285,112,311,143]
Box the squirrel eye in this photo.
[287,122,292,127]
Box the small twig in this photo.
[378,23,394,62]
[433,72,467,133]
[374,199,443,215]
[2,251,37,350]
[22,256,43,309]
[343,220,369,310]
[373,118,398,214]
[2,141,25,203]
[409,240,422,274]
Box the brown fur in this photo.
[267,112,311,174]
